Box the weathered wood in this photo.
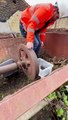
[17,98,53,120]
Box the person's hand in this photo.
[26,42,33,49]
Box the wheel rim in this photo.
[19,44,39,80]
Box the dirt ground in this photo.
[0,51,68,99]
[30,104,59,120]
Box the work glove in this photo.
[26,42,33,49]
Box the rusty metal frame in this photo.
[44,31,68,58]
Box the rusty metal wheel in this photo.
[19,44,39,80]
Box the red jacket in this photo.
[20,3,55,43]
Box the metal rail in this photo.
[0,60,30,74]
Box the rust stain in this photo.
[0,34,26,62]
[44,31,68,58]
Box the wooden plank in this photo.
[0,65,68,120]
[17,98,53,120]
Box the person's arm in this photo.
[26,8,48,49]
[26,20,37,49]
[26,7,48,43]
[26,4,54,49]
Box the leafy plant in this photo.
[56,107,64,117]
[48,83,68,120]
[48,92,57,99]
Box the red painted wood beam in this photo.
[0,65,68,120]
